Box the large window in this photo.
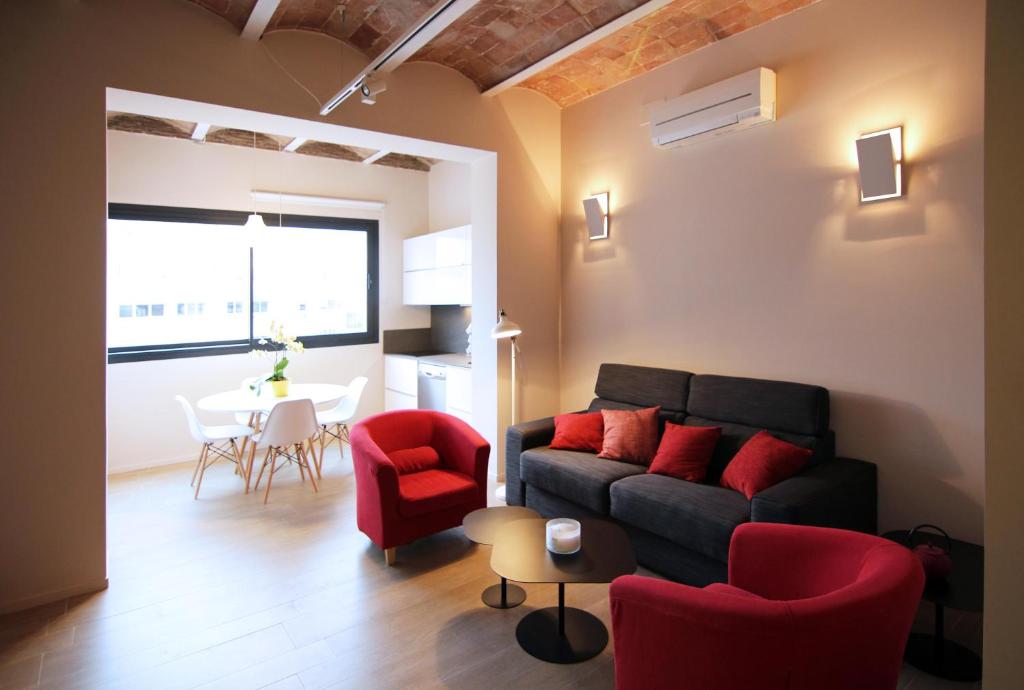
[107,204,378,363]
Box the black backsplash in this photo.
[431,306,472,354]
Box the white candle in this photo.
[546,518,581,554]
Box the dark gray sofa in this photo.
[505,363,877,585]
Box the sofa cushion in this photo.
[398,469,477,517]
[720,431,813,500]
[550,411,604,453]
[388,446,442,475]
[598,407,661,465]
[648,422,721,482]
[610,474,750,562]
[594,363,692,413]
[520,447,645,514]
[685,417,824,482]
[687,374,830,437]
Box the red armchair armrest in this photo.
[432,413,490,499]
[610,575,792,690]
[350,423,400,547]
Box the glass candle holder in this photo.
[546,518,581,555]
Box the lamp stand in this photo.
[510,335,517,427]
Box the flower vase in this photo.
[270,379,290,397]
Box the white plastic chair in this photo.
[248,398,321,504]
[175,395,254,500]
[316,376,368,471]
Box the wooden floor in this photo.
[0,446,982,689]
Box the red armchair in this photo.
[351,410,490,565]
[610,523,924,690]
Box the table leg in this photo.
[903,602,982,682]
[481,576,525,609]
[558,583,565,638]
[515,583,608,664]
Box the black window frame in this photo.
[107,203,379,364]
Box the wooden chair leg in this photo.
[309,438,322,479]
[299,445,318,493]
[384,547,396,566]
[193,444,210,500]
[230,439,241,475]
[341,423,350,446]
[263,448,278,504]
[254,447,272,491]
[190,444,205,487]
[244,441,258,493]
[319,426,326,466]
[295,444,307,482]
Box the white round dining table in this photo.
[197,383,348,414]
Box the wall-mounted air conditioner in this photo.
[648,67,776,148]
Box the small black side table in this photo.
[883,530,983,682]
[491,518,636,664]
[463,506,539,609]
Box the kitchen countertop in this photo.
[418,353,471,369]
[384,352,471,369]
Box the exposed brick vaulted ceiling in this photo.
[185,0,820,107]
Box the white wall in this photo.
[106,131,430,472]
[429,160,472,231]
[559,0,985,543]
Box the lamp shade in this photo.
[244,213,267,247]
[490,310,522,339]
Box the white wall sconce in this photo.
[856,126,903,202]
[583,192,609,240]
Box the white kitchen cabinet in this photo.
[445,365,472,423]
[384,355,418,411]
[403,225,471,305]
[385,388,417,411]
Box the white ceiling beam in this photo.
[320,0,481,115]
[240,0,282,41]
[107,88,492,163]
[362,150,390,165]
[190,122,211,141]
[483,0,677,97]
[283,136,306,152]
[251,191,385,211]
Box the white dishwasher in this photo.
[417,362,447,411]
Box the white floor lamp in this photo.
[491,309,521,503]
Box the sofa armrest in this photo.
[504,416,555,505]
[750,457,877,534]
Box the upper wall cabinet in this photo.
[403,226,472,305]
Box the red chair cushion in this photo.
[598,406,662,465]
[388,446,442,475]
[550,411,604,453]
[721,431,813,499]
[398,469,478,517]
[647,422,721,482]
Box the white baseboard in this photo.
[108,452,197,475]
[0,578,109,615]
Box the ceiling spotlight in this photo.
[360,77,387,105]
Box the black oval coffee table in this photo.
[463,506,539,609]
[491,518,636,664]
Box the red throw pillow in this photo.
[647,423,721,482]
[388,446,442,475]
[598,406,661,465]
[550,411,604,453]
[720,431,812,499]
